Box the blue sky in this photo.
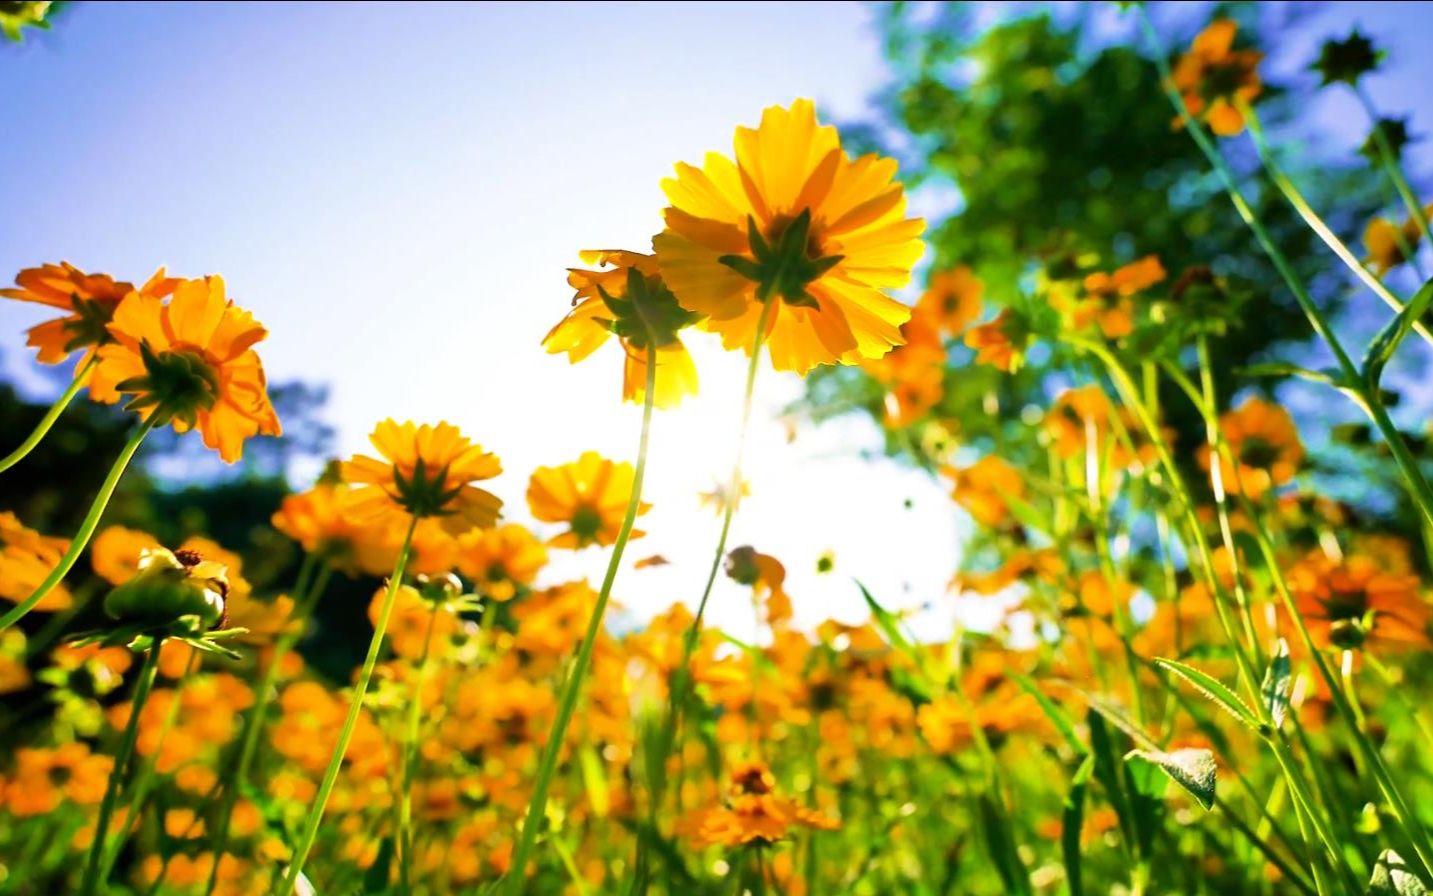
[1,1,1429,637]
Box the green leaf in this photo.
[1364,277,1433,386]
[1062,754,1095,896]
[1008,670,1086,757]
[1153,658,1262,732]
[1370,849,1429,895]
[578,744,610,818]
[363,837,394,893]
[855,580,918,656]
[977,793,1033,896]
[1238,362,1340,386]
[1125,748,1217,811]
[1261,640,1292,730]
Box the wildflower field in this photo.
[5,2,1433,894]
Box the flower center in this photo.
[570,504,605,544]
[115,344,222,427]
[718,210,845,308]
[391,457,463,518]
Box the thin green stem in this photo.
[398,594,444,893]
[278,518,417,895]
[0,416,155,631]
[204,559,330,896]
[0,355,96,474]
[1353,85,1433,247]
[79,637,164,896]
[1239,104,1433,348]
[503,345,659,894]
[632,299,776,891]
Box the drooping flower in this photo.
[655,99,925,374]
[1171,19,1264,137]
[1198,396,1303,499]
[0,262,177,365]
[0,512,72,612]
[544,250,700,408]
[88,275,280,463]
[341,420,503,537]
[526,451,649,549]
[455,523,548,602]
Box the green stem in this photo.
[1137,10,1433,534]
[1353,84,1433,247]
[0,416,155,631]
[204,559,329,896]
[398,594,444,893]
[0,355,96,475]
[502,345,659,894]
[78,637,164,896]
[1239,104,1433,348]
[632,299,776,890]
[278,518,417,895]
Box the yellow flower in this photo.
[1171,19,1263,137]
[88,275,281,463]
[368,583,459,660]
[678,760,839,849]
[964,308,1031,372]
[0,262,177,365]
[654,99,925,374]
[526,451,649,548]
[341,420,503,537]
[455,523,548,601]
[0,512,71,612]
[544,250,700,408]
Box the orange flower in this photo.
[1363,205,1432,275]
[943,456,1025,528]
[1171,19,1263,137]
[526,451,649,548]
[0,511,71,612]
[725,545,792,627]
[655,99,925,374]
[2,743,112,815]
[88,275,280,462]
[964,308,1031,372]
[679,761,839,849]
[1198,396,1303,499]
[455,523,547,601]
[369,583,459,660]
[89,525,163,586]
[544,250,700,408]
[1071,255,1166,338]
[863,310,946,426]
[1288,552,1430,652]
[341,420,503,537]
[916,266,983,337]
[0,262,177,364]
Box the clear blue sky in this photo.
[2,1,1429,636]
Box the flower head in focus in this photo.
[341,420,503,537]
[544,250,701,408]
[88,275,280,462]
[1,262,177,365]
[655,99,925,374]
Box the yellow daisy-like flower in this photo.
[916,266,983,337]
[526,451,649,549]
[0,262,177,365]
[341,420,503,537]
[0,512,71,612]
[88,275,281,463]
[1171,19,1263,137]
[455,523,548,601]
[654,98,925,374]
[543,250,700,409]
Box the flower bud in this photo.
[102,548,228,634]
